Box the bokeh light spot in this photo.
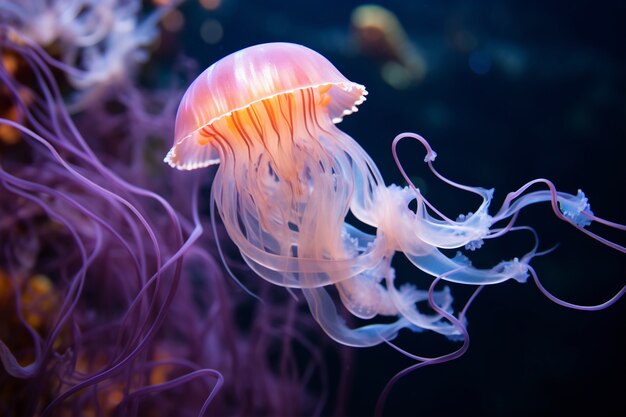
[200,19,223,44]
[469,50,492,75]
[199,0,222,11]
[162,9,185,32]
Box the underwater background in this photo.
[1,0,624,416]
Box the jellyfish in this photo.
[165,42,625,359]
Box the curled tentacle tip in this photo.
[464,239,484,251]
[497,257,530,283]
[559,189,593,228]
[452,251,472,266]
[424,149,437,163]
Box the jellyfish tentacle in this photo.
[492,179,626,253]
[529,265,626,311]
[338,128,386,226]
[393,132,487,198]
[404,248,532,285]
[392,131,625,255]
[375,274,478,417]
[392,132,482,225]
[212,168,389,288]
[372,184,494,252]
[335,271,391,320]
[301,286,410,347]
[210,184,262,301]
[385,273,461,337]
[0,172,101,379]
[333,234,460,334]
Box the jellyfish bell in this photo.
[166,43,625,354]
[164,42,367,169]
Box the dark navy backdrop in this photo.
[175,1,625,415]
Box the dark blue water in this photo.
[171,1,626,416]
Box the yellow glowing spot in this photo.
[29,274,53,295]
[0,270,11,303]
[2,53,18,75]
[18,353,35,367]
[200,19,223,44]
[318,84,332,94]
[105,389,124,409]
[151,366,167,385]
[150,346,176,385]
[6,27,26,46]
[19,274,56,330]
[319,93,331,107]
[81,408,96,417]
[25,312,43,329]
[0,106,21,145]
[351,4,427,87]
[52,334,65,350]
[199,0,222,10]
[75,355,90,373]
[163,9,185,32]
[197,132,213,145]
[150,362,175,385]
